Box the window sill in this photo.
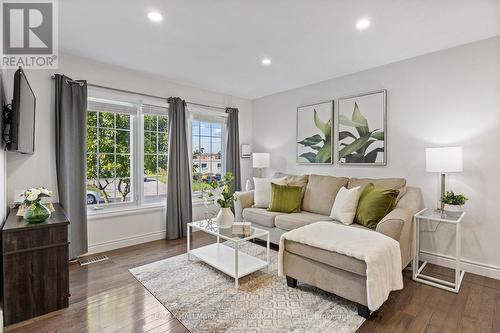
[192,198,216,207]
[87,199,215,220]
[87,203,165,220]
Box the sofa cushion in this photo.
[268,183,303,213]
[302,175,349,215]
[355,183,399,229]
[273,174,309,197]
[348,177,406,190]
[330,186,362,225]
[284,239,367,276]
[242,208,286,228]
[274,211,332,231]
[252,176,287,208]
[282,174,309,187]
[348,177,407,202]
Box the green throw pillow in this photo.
[268,183,302,214]
[355,183,399,229]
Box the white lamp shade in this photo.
[252,153,270,168]
[426,147,463,173]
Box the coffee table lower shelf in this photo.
[189,243,268,288]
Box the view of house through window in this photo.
[192,114,226,199]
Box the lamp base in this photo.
[439,173,446,211]
[433,207,447,219]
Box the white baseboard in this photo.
[86,230,166,255]
[420,250,500,281]
[85,233,500,281]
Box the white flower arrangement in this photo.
[24,187,52,205]
[201,173,237,209]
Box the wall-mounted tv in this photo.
[5,68,36,154]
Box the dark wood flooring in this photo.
[4,232,500,333]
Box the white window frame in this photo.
[188,106,228,203]
[139,100,169,206]
[86,98,138,212]
[87,89,169,214]
[86,88,228,215]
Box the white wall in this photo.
[2,53,253,254]
[252,37,500,275]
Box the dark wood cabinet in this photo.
[1,204,70,326]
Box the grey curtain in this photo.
[166,97,192,239]
[54,74,88,259]
[225,108,241,192]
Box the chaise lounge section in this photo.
[235,174,423,317]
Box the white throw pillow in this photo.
[253,177,287,208]
[253,178,272,208]
[330,186,362,225]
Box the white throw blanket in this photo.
[278,222,403,311]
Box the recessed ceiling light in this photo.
[148,11,163,22]
[261,58,272,66]
[356,18,371,30]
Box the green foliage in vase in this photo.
[441,191,468,206]
[206,172,237,208]
[338,102,384,163]
[297,110,332,163]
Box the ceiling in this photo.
[60,0,500,99]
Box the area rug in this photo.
[129,242,365,333]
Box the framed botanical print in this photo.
[296,100,333,164]
[337,90,387,166]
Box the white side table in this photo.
[413,208,466,293]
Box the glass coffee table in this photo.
[187,220,270,289]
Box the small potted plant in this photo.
[23,187,52,223]
[204,172,237,228]
[441,191,468,213]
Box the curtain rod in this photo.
[50,75,228,111]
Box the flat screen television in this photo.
[6,68,36,154]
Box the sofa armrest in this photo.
[234,190,254,222]
[396,186,424,215]
[377,187,423,268]
[376,207,412,241]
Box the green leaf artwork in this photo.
[338,101,385,164]
[297,107,332,163]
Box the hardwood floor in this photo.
[4,233,500,333]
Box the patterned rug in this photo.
[129,242,365,333]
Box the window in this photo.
[191,113,226,199]
[86,98,136,207]
[143,104,169,203]
[86,91,168,210]
[85,89,227,210]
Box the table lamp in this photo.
[252,153,270,178]
[425,146,463,211]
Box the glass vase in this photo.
[24,201,51,223]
